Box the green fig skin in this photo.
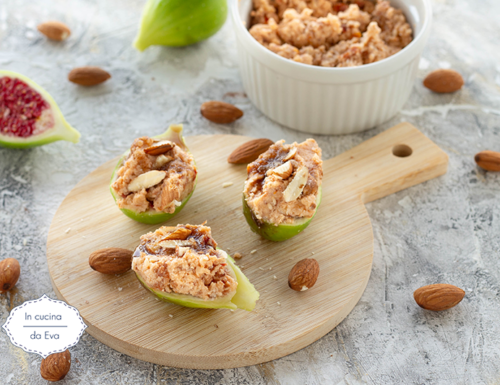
[243,188,322,242]
[135,254,259,311]
[109,124,196,225]
[133,0,228,51]
[0,70,80,149]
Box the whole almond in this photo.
[68,66,111,86]
[0,258,20,294]
[144,141,175,156]
[288,258,319,292]
[89,248,133,275]
[41,350,71,382]
[414,284,465,311]
[201,101,243,124]
[227,138,274,164]
[423,69,464,93]
[37,21,71,41]
[474,150,500,171]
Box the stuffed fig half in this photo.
[132,224,259,310]
[243,139,323,242]
[110,124,197,224]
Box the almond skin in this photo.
[89,248,133,275]
[227,138,274,164]
[201,101,243,124]
[68,66,111,86]
[414,284,465,311]
[37,21,71,41]
[423,69,464,93]
[288,258,319,292]
[41,350,71,382]
[0,258,20,294]
[474,150,500,171]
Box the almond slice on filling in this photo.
[283,166,309,202]
[159,239,196,248]
[162,227,192,241]
[144,140,175,155]
[128,170,167,192]
[270,160,293,179]
[155,154,174,167]
[284,147,297,161]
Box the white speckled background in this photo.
[1,0,500,384]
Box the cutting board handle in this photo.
[327,122,449,203]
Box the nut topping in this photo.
[283,166,308,202]
[145,140,175,155]
[128,170,166,192]
[161,227,192,241]
[159,239,196,248]
[270,160,293,179]
[288,259,319,291]
[283,147,297,161]
[154,154,174,168]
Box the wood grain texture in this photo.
[46,123,448,369]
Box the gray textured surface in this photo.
[1,0,499,384]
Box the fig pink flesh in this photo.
[0,76,53,137]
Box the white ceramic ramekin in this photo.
[231,0,432,135]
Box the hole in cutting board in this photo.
[392,144,413,158]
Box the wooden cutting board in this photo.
[46,122,448,369]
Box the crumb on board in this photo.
[222,182,233,188]
[234,252,243,259]
[65,228,71,234]
[273,275,277,280]
[169,314,173,318]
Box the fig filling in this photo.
[244,139,323,225]
[132,224,238,300]
[111,136,197,214]
[249,0,413,67]
[0,76,55,137]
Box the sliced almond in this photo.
[284,147,297,161]
[270,161,293,179]
[154,154,174,168]
[145,141,175,156]
[159,239,195,248]
[162,228,192,241]
[128,170,166,192]
[283,166,308,202]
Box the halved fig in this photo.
[132,224,259,310]
[110,124,197,224]
[0,70,80,148]
[243,139,323,242]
